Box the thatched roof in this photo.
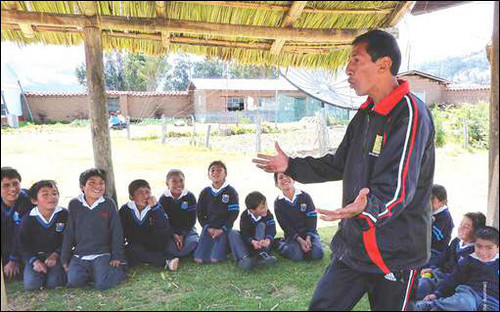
[1,1,414,69]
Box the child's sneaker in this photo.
[165,258,180,271]
[257,251,277,266]
[238,255,253,271]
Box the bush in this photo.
[69,119,90,127]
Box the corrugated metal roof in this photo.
[25,90,189,97]
[190,78,298,91]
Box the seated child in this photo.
[159,169,199,260]
[60,168,126,290]
[428,184,454,267]
[274,173,324,262]
[194,161,239,264]
[228,191,277,270]
[415,226,499,311]
[120,179,179,271]
[1,167,35,280]
[19,180,68,291]
[417,212,486,300]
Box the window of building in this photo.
[227,97,244,111]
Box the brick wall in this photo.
[443,89,490,104]
[26,95,89,122]
[400,75,446,105]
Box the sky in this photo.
[0,1,495,92]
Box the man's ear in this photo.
[377,56,393,74]
[31,198,37,205]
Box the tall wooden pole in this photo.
[488,1,499,229]
[83,26,117,203]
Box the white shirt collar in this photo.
[470,252,499,263]
[432,205,448,216]
[278,189,302,204]
[247,209,262,222]
[163,188,189,199]
[30,206,64,224]
[458,239,475,249]
[127,201,151,221]
[77,193,105,210]
[210,181,229,194]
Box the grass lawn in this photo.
[4,226,370,311]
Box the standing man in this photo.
[254,30,435,311]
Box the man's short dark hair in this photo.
[464,212,486,232]
[79,168,106,187]
[208,161,227,173]
[128,179,151,197]
[1,167,22,182]
[432,184,448,203]
[29,180,59,201]
[166,169,185,181]
[352,29,401,76]
[475,226,499,246]
[245,191,267,210]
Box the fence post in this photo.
[191,115,197,146]
[205,124,212,148]
[126,116,131,140]
[318,108,330,155]
[161,114,167,144]
[463,119,469,148]
[256,116,262,154]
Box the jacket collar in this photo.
[433,205,448,216]
[278,188,302,204]
[360,80,410,116]
[127,201,151,221]
[77,193,105,210]
[163,188,189,199]
[29,206,64,224]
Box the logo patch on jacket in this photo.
[369,134,384,157]
[55,222,65,232]
[300,203,307,212]
[98,211,110,219]
[181,201,189,210]
[222,194,229,204]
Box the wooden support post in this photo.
[126,116,131,140]
[205,124,211,148]
[488,1,499,230]
[463,119,469,149]
[256,116,262,154]
[83,26,117,203]
[270,1,308,55]
[161,114,167,144]
[1,260,7,310]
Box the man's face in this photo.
[474,238,499,262]
[1,177,21,205]
[131,187,152,209]
[346,42,381,96]
[81,176,105,201]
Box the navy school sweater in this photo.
[435,253,499,304]
[197,183,239,233]
[274,189,318,241]
[431,207,454,253]
[19,206,68,265]
[239,209,277,245]
[1,189,36,263]
[159,189,197,237]
[432,237,475,273]
[119,202,172,252]
[60,195,125,265]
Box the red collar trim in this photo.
[360,80,410,115]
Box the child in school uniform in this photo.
[194,161,239,264]
[428,184,454,267]
[415,226,499,311]
[60,168,126,290]
[229,191,277,270]
[120,179,179,271]
[159,169,199,260]
[417,212,486,300]
[19,180,68,291]
[1,167,35,280]
[274,172,324,262]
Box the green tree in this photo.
[164,54,192,91]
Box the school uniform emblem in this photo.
[13,211,21,225]
[369,134,384,157]
[222,194,230,204]
[181,201,189,210]
[300,203,307,212]
[55,223,65,232]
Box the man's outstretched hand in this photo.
[253,142,289,173]
[316,188,370,221]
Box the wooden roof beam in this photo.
[270,1,308,55]
[5,1,34,38]
[155,1,170,49]
[385,1,416,27]
[177,1,393,15]
[1,10,368,42]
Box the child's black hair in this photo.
[475,226,499,246]
[245,191,267,210]
[166,169,185,181]
[208,161,227,173]
[274,172,292,185]
[128,179,151,198]
[29,180,59,201]
[79,168,106,187]
[432,184,447,204]
[1,167,22,182]
[464,212,487,232]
